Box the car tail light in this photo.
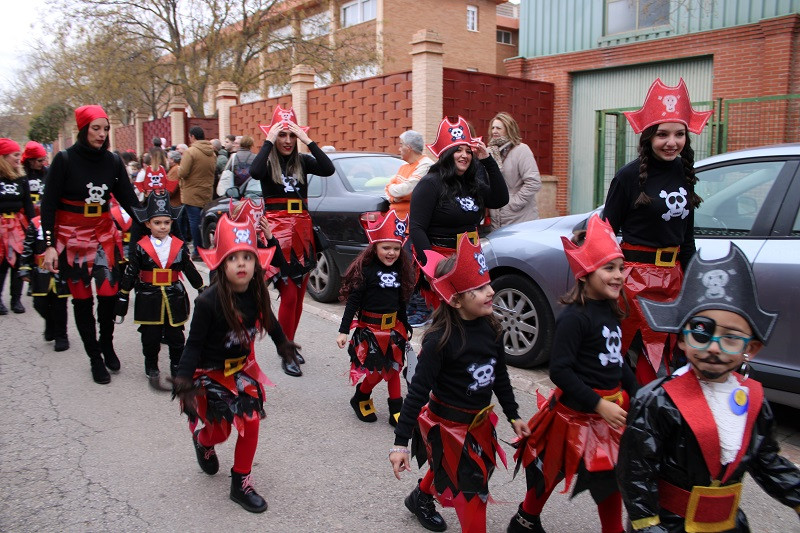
[359,211,384,231]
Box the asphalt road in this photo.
[1,278,799,532]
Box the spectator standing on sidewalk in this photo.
[178,126,216,259]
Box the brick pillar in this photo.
[216,82,239,139]
[108,116,123,152]
[291,64,316,153]
[170,98,188,147]
[134,110,148,156]
[410,29,444,156]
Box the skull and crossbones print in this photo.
[281,174,297,193]
[474,252,488,276]
[697,268,736,302]
[455,195,479,212]
[394,219,406,238]
[1,182,19,196]
[233,228,252,245]
[598,325,624,367]
[467,358,497,394]
[659,187,689,221]
[85,182,108,205]
[376,270,400,289]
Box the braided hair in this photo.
[633,124,702,209]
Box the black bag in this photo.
[313,225,330,252]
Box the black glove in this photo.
[114,292,130,317]
[277,340,301,363]
[170,376,202,419]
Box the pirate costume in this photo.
[409,116,508,308]
[227,197,285,283]
[618,244,800,532]
[394,234,520,532]
[18,216,70,351]
[21,141,47,207]
[603,79,712,384]
[509,215,638,533]
[116,191,205,384]
[339,210,410,425]
[134,164,176,196]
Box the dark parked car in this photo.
[200,151,403,302]
[483,144,800,408]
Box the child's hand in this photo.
[389,448,412,480]
[512,419,530,438]
[595,399,627,429]
[258,217,272,240]
[336,333,348,349]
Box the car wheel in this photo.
[307,250,340,303]
[491,274,555,368]
[203,220,217,249]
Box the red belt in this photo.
[359,310,397,330]
[59,198,109,217]
[621,243,679,268]
[264,198,306,213]
[659,479,742,532]
[140,269,175,286]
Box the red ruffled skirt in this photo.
[265,210,315,283]
[347,315,408,385]
[0,211,26,266]
[54,210,123,286]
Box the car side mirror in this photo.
[227,186,241,200]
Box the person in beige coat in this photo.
[178,126,216,257]
[487,112,542,229]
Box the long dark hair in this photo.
[423,254,500,354]
[634,124,702,209]
[339,242,415,303]
[214,255,275,345]
[268,140,305,185]
[77,125,110,151]
[429,145,483,210]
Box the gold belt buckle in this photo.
[223,356,246,377]
[684,482,742,533]
[469,404,494,430]
[123,232,131,243]
[457,230,479,248]
[84,203,102,217]
[287,199,303,213]
[654,246,678,267]
[30,193,40,203]
[152,268,173,286]
[381,312,397,330]
[2,212,15,219]
[603,390,623,406]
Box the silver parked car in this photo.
[484,144,800,408]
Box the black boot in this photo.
[507,504,546,533]
[73,299,110,384]
[350,385,377,422]
[0,265,7,315]
[192,429,219,475]
[43,314,54,341]
[0,298,7,315]
[281,356,302,377]
[9,272,25,313]
[230,469,268,513]
[294,349,305,364]
[388,397,403,427]
[97,296,120,371]
[51,298,69,352]
[405,481,447,532]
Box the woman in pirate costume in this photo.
[603,78,711,384]
[115,190,205,385]
[618,244,800,532]
[173,215,297,513]
[21,141,48,208]
[336,210,414,426]
[249,106,335,375]
[408,116,508,309]
[0,138,34,315]
[389,234,529,533]
[40,105,141,384]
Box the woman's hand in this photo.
[258,217,273,240]
[595,399,627,429]
[512,418,530,438]
[287,121,312,145]
[43,247,59,274]
[390,449,412,480]
[472,140,489,160]
[266,122,284,143]
[336,333,348,349]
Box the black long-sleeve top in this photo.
[409,156,508,262]
[0,175,35,220]
[40,142,140,236]
[549,300,638,413]
[338,261,408,334]
[177,284,287,379]
[603,157,696,269]
[394,318,520,446]
[249,141,335,199]
[23,167,46,197]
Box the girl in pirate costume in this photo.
[0,138,34,315]
[603,78,711,385]
[173,214,298,513]
[21,141,48,208]
[409,116,508,309]
[336,210,414,426]
[249,106,335,376]
[18,214,70,351]
[134,147,176,197]
[390,234,529,533]
[618,244,800,532]
[115,191,205,385]
[507,214,638,533]
[227,197,286,284]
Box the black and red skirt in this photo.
[54,204,123,287]
[264,198,316,284]
[347,311,408,385]
[0,211,27,267]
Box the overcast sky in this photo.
[0,0,48,93]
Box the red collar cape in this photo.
[138,235,183,269]
[662,370,762,483]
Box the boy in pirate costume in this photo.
[617,244,800,532]
[115,191,206,386]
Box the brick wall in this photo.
[443,68,554,174]
[143,118,171,150]
[187,118,219,143]
[115,124,136,153]
[230,95,294,150]
[505,14,800,216]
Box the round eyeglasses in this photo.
[682,316,752,355]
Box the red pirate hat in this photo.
[198,214,275,271]
[258,105,310,137]
[426,116,482,159]
[419,234,490,304]
[624,78,712,134]
[365,209,408,245]
[229,197,265,228]
[561,214,623,280]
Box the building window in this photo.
[268,26,293,52]
[341,0,376,28]
[606,0,669,35]
[466,5,478,31]
[301,11,331,40]
[497,30,512,44]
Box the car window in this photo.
[244,179,262,198]
[336,156,404,193]
[307,175,322,197]
[694,161,784,236]
[792,208,800,237]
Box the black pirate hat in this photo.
[132,191,183,223]
[638,244,778,342]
